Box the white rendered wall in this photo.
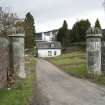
[44,35,52,42]
[38,49,61,57]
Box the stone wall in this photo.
[0,34,26,88]
[0,38,9,88]
[0,26,26,88]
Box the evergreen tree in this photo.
[71,19,91,42]
[95,18,101,29]
[24,12,35,49]
[57,20,70,48]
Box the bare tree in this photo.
[0,6,18,37]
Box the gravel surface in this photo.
[36,59,105,105]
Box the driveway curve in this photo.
[36,59,105,105]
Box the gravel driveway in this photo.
[36,59,105,105]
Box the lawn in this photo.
[48,51,105,85]
[0,55,36,105]
[48,51,87,78]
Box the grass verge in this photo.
[48,51,87,78]
[0,55,36,105]
[48,51,105,85]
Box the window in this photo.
[51,43,55,48]
[54,51,56,55]
[48,51,52,56]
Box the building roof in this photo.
[36,29,58,39]
[44,29,58,36]
[36,41,62,49]
[37,29,58,34]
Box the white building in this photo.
[36,29,58,42]
[42,32,53,42]
[36,41,62,57]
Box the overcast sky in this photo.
[0,0,105,32]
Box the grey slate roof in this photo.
[36,41,62,49]
[44,29,58,36]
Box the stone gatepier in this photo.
[0,26,26,88]
[86,27,102,74]
[8,27,26,78]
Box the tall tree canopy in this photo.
[57,20,70,47]
[24,12,35,49]
[71,19,91,42]
[95,18,101,29]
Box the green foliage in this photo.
[48,51,87,78]
[48,50,105,85]
[71,19,91,42]
[64,64,87,78]
[95,18,101,29]
[57,20,70,48]
[24,12,36,49]
[51,57,85,65]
